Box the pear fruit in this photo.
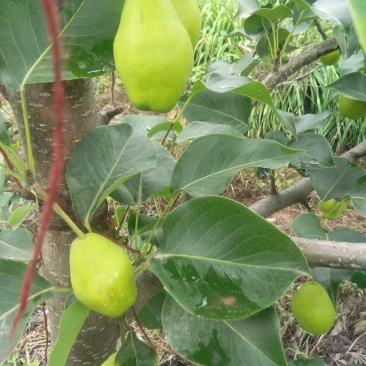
[113,0,194,113]
[170,0,202,47]
[291,280,336,335]
[70,233,137,318]
[101,352,117,366]
[320,49,341,65]
[339,94,366,119]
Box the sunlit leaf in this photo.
[150,196,309,320]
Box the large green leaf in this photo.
[294,110,334,134]
[348,0,366,53]
[162,295,287,366]
[311,0,352,27]
[0,228,33,262]
[0,259,53,363]
[180,91,252,133]
[48,300,90,366]
[66,124,156,224]
[170,135,303,196]
[150,197,309,320]
[0,0,124,89]
[329,72,366,101]
[310,157,364,201]
[138,290,167,330]
[288,133,334,170]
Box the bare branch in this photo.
[292,237,366,270]
[249,139,366,218]
[262,37,338,89]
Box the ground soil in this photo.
[3,79,366,366]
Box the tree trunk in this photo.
[2,79,120,364]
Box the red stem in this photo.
[12,0,64,336]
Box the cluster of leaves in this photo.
[0,0,366,365]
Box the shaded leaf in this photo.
[150,196,309,320]
[291,213,327,240]
[276,109,297,136]
[115,331,157,366]
[0,228,33,262]
[48,300,89,366]
[294,110,334,134]
[138,290,167,330]
[66,124,156,224]
[8,204,33,230]
[310,157,364,201]
[207,54,259,77]
[176,122,244,144]
[171,135,303,197]
[180,91,251,133]
[288,133,333,170]
[288,355,325,365]
[162,295,287,366]
[351,175,366,217]
[0,259,53,363]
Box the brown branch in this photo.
[292,237,366,270]
[99,106,123,125]
[314,19,328,41]
[262,37,338,89]
[249,139,366,218]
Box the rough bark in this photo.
[2,79,120,365]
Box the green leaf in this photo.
[180,90,252,133]
[208,54,259,77]
[0,228,33,262]
[0,0,124,89]
[235,0,260,19]
[288,133,334,170]
[311,267,353,305]
[254,5,293,23]
[150,196,309,320]
[0,259,53,363]
[8,204,33,230]
[48,300,90,366]
[66,124,156,224]
[276,109,297,136]
[122,143,175,203]
[162,295,287,366]
[170,135,304,197]
[176,122,244,144]
[138,290,167,330]
[115,331,157,366]
[310,157,364,201]
[329,72,366,101]
[351,175,366,217]
[348,0,366,53]
[294,110,334,134]
[311,0,352,27]
[291,213,327,240]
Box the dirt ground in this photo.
[4,79,366,365]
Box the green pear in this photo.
[70,233,137,318]
[101,352,117,366]
[339,94,366,119]
[113,0,194,113]
[170,0,202,47]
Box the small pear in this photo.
[113,0,194,113]
[70,233,137,318]
[170,0,202,47]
